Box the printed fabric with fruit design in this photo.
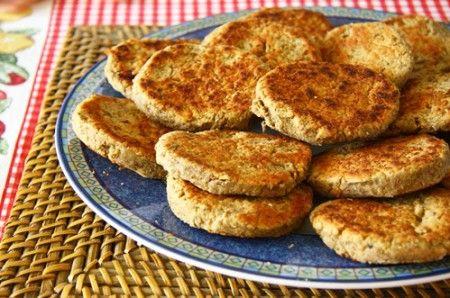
[0,25,37,155]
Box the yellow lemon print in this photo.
[0,7,32,22]
[0,32,33,53]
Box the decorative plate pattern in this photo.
[55,7,450,289]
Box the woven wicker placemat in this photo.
[0,25,449,297]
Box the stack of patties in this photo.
[71,38,200,179]
[71,8,332,179]
[249,13,450,264]
[382,15,450,136]
[70,7,450,263]
[308,17,449,265]
[130,7,332,131]
[308,134,450,264]
[72,34,267,179]
[155,130,313,237]
[320,14,450,137]
[104,38,199,98]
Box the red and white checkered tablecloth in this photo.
[0,0,449,237]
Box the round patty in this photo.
[252,62,400,145]
[243,7,332,47]
[156,130,311,197]
[308,134,450,198]
[132,44,267,131]
[202,16,321,69]
[323,22,414,87]
[310,187,450,264]
[167,176,313,238]
[105,38,198,97]
[71,94,170,179]
[388,65,450,135]
[384,15,450,69]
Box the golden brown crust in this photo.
[132,44,267,131]
[105,38,199,96]
[323,22,414,87]
[309,134,450,197]
[252,62,400,145]
[441,170,450,189]
[244,7,332,47]
[310,188,450,264]
[202,17,321,69]
[388,65,450,135]
[167,176,313,238]
[156,130,312,197]
[384,15,450,70]
[71,94,171,178]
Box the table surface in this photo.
[0,24,448,297]
[0,0,448,295]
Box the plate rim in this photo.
[55,7,450,289]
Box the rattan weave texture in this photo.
[0,25,449,297]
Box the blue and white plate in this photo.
[55,7,450,289]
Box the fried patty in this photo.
[308,134,450,198]
[202,17,321,69]
[384,15,450,70]
[71,94,170,179]
[388,65,450,135]
[310,187,450,264]
[244,7,332,47]
[105,38,198,97]
[156,130,311,197]
[132,44,267,131]
[252,62,400,145]
[322,22,414,87]
[167,176,313,238]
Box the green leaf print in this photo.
[0,53,17,64]
[0,138,8,155]
[0,97,10,113]
[7,28,39,36]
